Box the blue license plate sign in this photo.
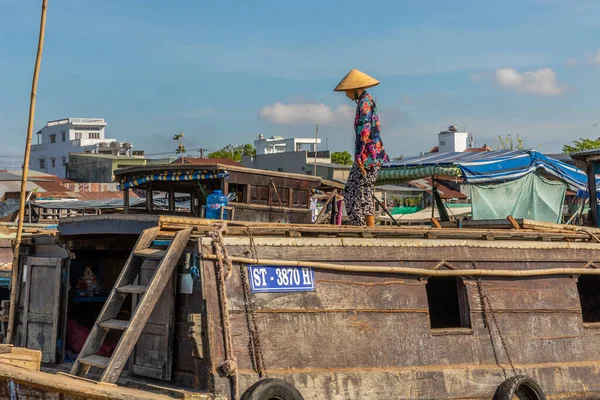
[249,265,315,293]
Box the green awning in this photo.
[377,166,462,185]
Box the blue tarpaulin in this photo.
[382,150,597,192]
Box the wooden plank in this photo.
[314,190,337,225]
[188,314,204,359]
[19,257,63,363]
[101,228,192,383]
[80,355,110,369]
[117,284,148,294]
[132,269,177,380]
[430,218,442,229]
[70,226,160,377]
[134,248,167,260]
[0,346,42,371]
[98,319,129,330]
[507,215,521,229]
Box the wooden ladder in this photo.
[70,226,193,383]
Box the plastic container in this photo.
[206,190,228,219]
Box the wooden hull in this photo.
[20,216,600,399]
[201,233,600,399]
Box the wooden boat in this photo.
[7,213,600,399]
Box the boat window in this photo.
[577,275,600,323]
[426,277,471,329]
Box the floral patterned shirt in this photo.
[354,90,389,168]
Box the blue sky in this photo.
[1,0,600,167]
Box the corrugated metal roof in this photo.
[0,181,45,194]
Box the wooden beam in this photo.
[0,345,42,371]
[245,184,252,205]
[168,187,175,214]
[507,215,521,229]
[123,189,130,214]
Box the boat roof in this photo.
[114,163,323,182]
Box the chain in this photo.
[210,224,239,399]
[270,178,290,223]
[473,263,517,378]
[240,264,268,378]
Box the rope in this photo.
[270,178,290,223]
[474,263,518,379]
[210,223,239,399]
[242,228,268,377]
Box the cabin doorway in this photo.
[64,249,132,365]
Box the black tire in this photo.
[241,378,304,400]
[494,375,546,400]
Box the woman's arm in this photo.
[355,97,373,174]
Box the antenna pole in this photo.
[7,0,48,344]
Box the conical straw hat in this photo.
[333,69,380,91]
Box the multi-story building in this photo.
[30,118,142,178]
[254,134,320,154]
[242,135,351,180]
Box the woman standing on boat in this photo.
[334,69,389,226]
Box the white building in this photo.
[31,118,142,178]
[437,125,471,153]
[254,134,321,155]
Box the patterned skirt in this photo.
[343,163,381,226]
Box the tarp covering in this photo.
[377,166,461,185]
[471,173,567,223]
[117,170,229,190]
[0,198,145,218]
[379,150,597,192]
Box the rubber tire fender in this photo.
[494,375,546,400]
[241,378,304,400]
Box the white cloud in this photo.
[587,50,600,65]
[566,58,578,66]
[494,67,565,95]
[259,103,354,126]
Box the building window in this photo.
[425,277,471,329]
[440,140,446,146]
[62,156,67,166]
[277,167,283,172]
[577,276,600,323]
[39,159,45,169]
[49,134,56,143]
[75,132,82,139]
[89,132,100,139]
[50,158,55,168]
[61,131,66,141]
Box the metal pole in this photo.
[6,0,48,344]
[431,175,435,219]
[313,124,318,176]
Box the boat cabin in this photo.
[115,163,343,224]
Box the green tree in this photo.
[331,151,353,165]
[208,144,256,162]
[173,131,185,164]
[496,134,524,150]
[562,137,600,154]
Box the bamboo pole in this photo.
[202,254,600,277]
[6,0,48,344]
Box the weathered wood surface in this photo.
[70,227,160,377]
[101,227,192,383]
[131,259,177,381]
[0,345,41,371]
[0,364,180,400]
[200,239,600,399]
[18,257,63,363]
